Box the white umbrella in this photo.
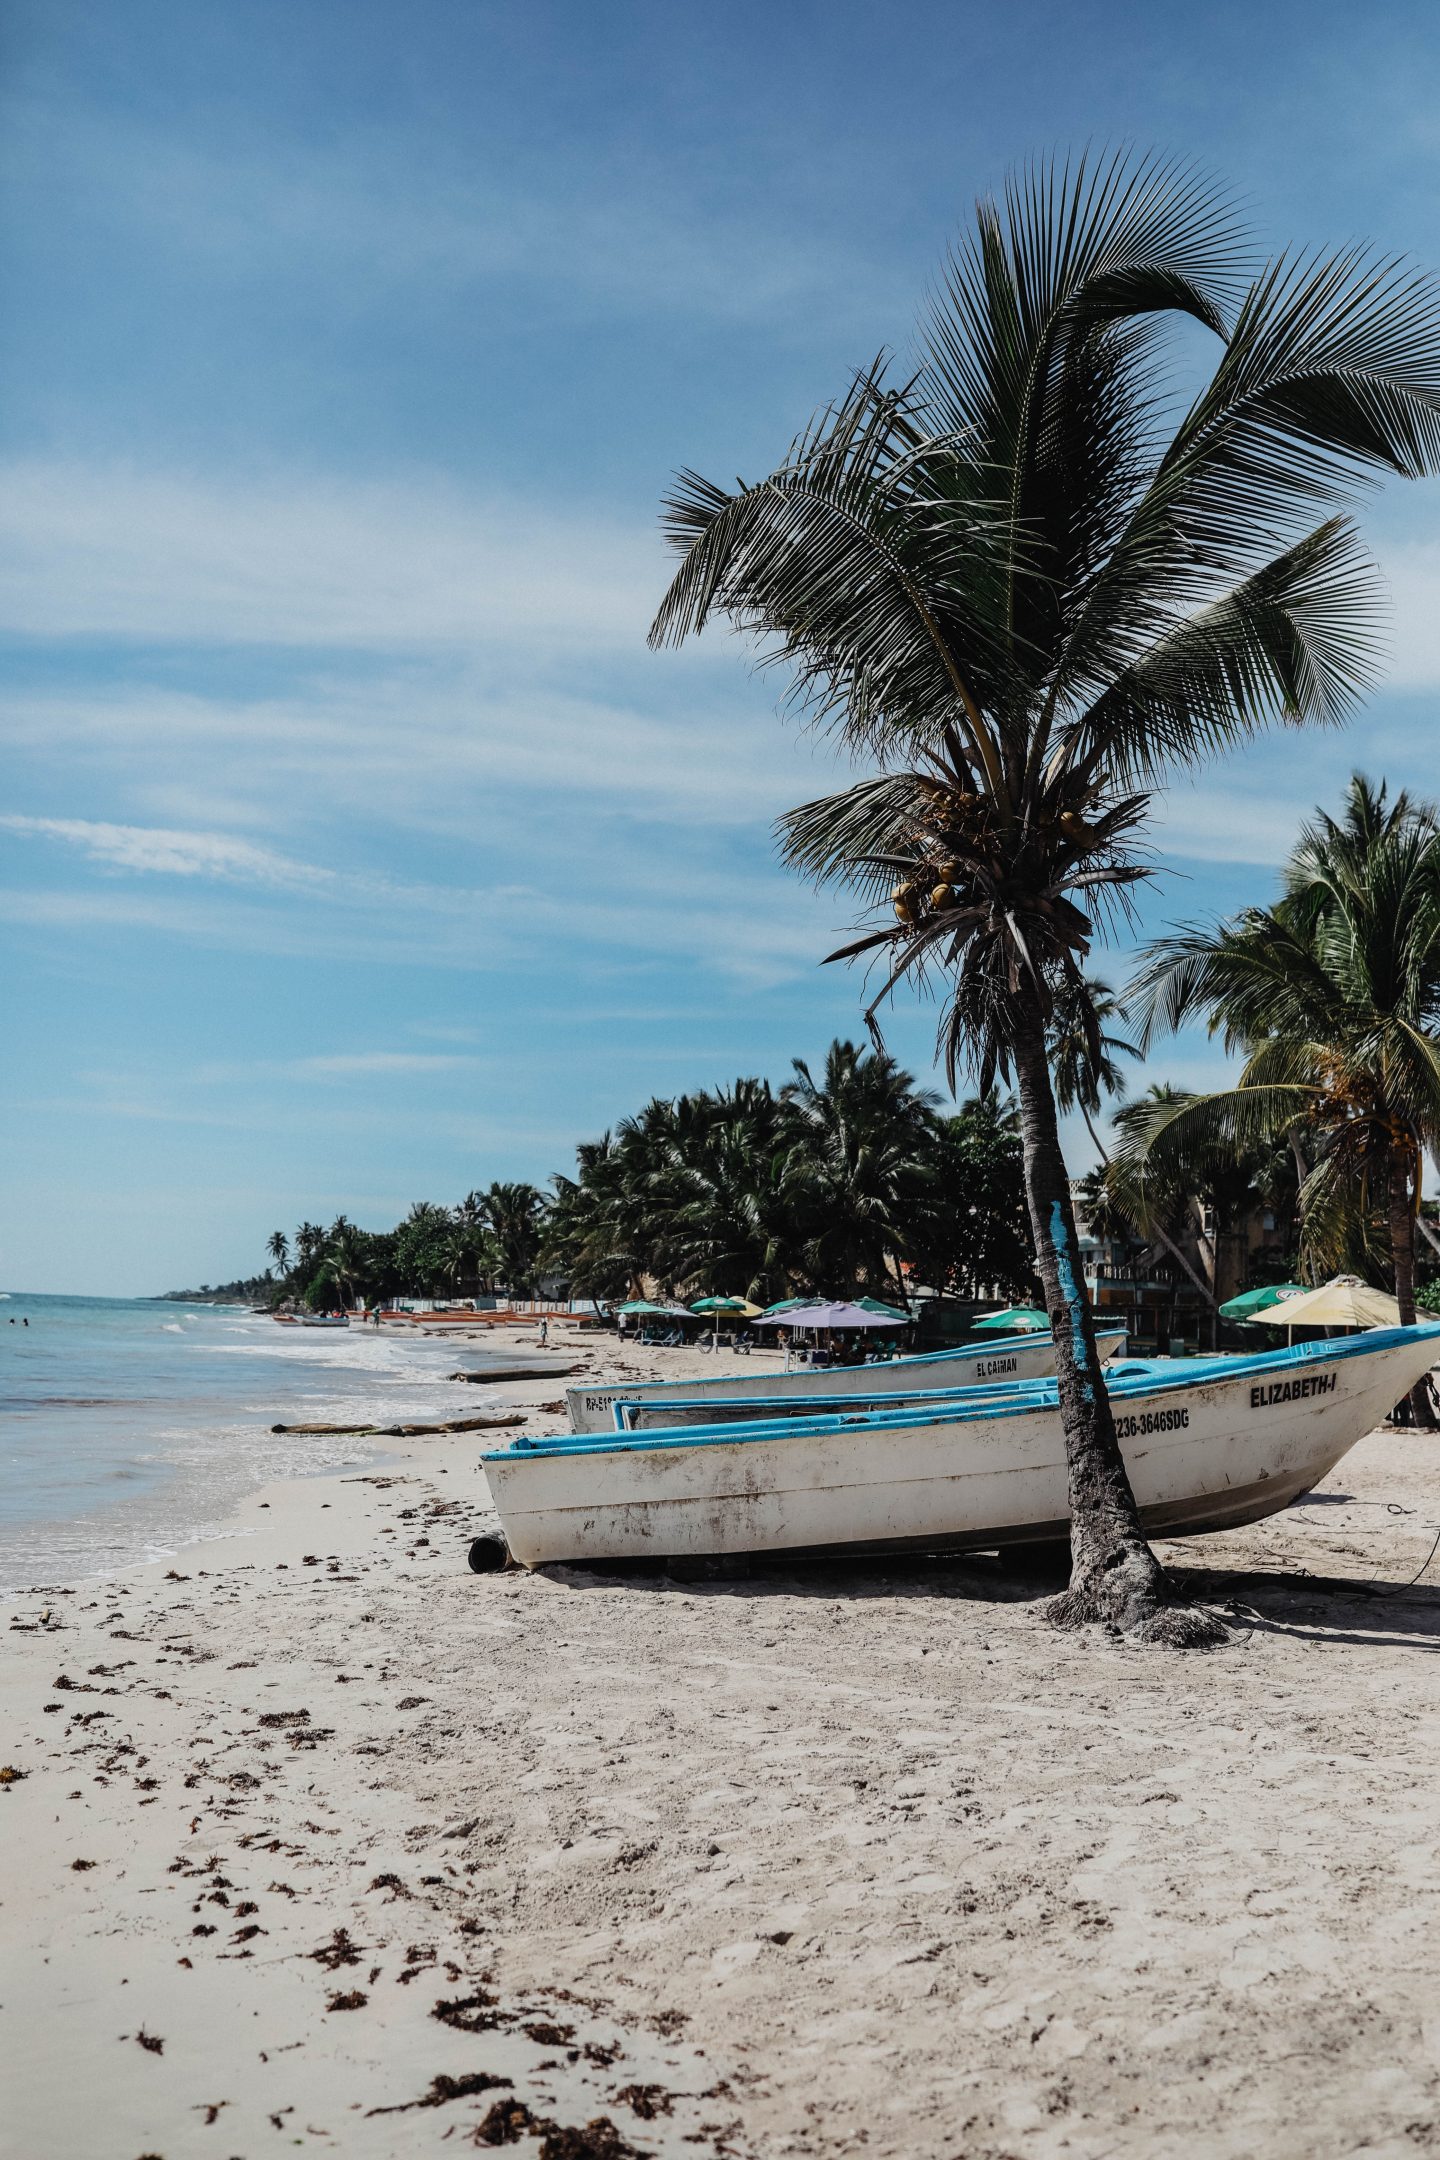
[1252,1275,1403,1330]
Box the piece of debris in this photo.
[431,1989,504,2034]
[367,2071,514,2116]
[305,1927,364,1971]
[326,1989,368,2012]
[474,2098,549,2146]
[539,2119,649,2159]
[612,2086,674,2120]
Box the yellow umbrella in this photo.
[1252,1275,1403,1329]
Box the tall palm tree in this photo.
[1129,774,1440,1423]
[650,151,1440,1641]
[294,1221,325,1276]
[266,1230,290,1275]
[322,1216,364,1311]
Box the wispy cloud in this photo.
[0,813,843,986]
[0,815,331,889]
[0,460,663,653]
[0,671,829,831]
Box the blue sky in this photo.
[6,0,1440,1293]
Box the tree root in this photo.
[1044,1550,1228,1649]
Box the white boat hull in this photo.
[484,1329,1440,1568]
[564,1328,1114,1434]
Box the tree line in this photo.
[263,1042,1038,1313]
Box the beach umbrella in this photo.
[762,1296,825,1316]
[756,1300,907,1329]
[971,1305,1050,1332]
[1251,1275,1404,1330]
[616,1299,692,1319]
[1218,1283,1304,1322]
[855,1296,911,1321]
[691,1293,765,1348]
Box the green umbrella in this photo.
[762,1296,824,1316]
[617,1299,690,1318]
[855,1297,911,1321]
[1218,1283,1304,1321]
[690,1296,764,1316]
[971,1305,1050,1332]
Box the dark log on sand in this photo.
[270,1413,526,1437]
[447,1364,580,1384]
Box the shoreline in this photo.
[0,1309,654,1600]
[4,1327,1440,2155]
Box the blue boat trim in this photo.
[484,1327,1440,1463]
[609,1327,1128,1429]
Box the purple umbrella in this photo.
[755,1301,907,1329]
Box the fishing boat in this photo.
[563,1327,1119,1434]
[479,1326,1440,1569]
[296,1313,350,1329]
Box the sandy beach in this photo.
[5,1323,1440,2159]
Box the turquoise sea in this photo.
[0,1292,500,1592]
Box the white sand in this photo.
[4,1325,1440,2159]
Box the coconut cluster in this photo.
[889,793,1099,928]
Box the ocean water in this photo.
[0,1292,510,1592]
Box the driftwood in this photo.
[447,1364,580,1384]
[270,1413,526,1438]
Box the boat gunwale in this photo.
[485,1326,1440,1463]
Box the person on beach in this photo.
[539,1317,549,1347]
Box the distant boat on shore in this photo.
[563,1327,1119,1434]
[273,1313,350,1329]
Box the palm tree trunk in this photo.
[1389,1142,1437,1428]
[1012,995,1222,1644]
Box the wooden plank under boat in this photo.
[563,1327,1118,1434]
[481,1327,1440,1569]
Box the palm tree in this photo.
[1047,977,1138,1159]
[322,1216,364,1311]
[650,151,1440,1641]
[1129,774,1440,1423]
[655,1080,802,1302]
[481,1182,549,1297]
[544,1137,650,1304]
[780,1041,939,1301]
[1047,981,1224,1319]
[266,1230,290,1275]
[1106,1083,1275,1338]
